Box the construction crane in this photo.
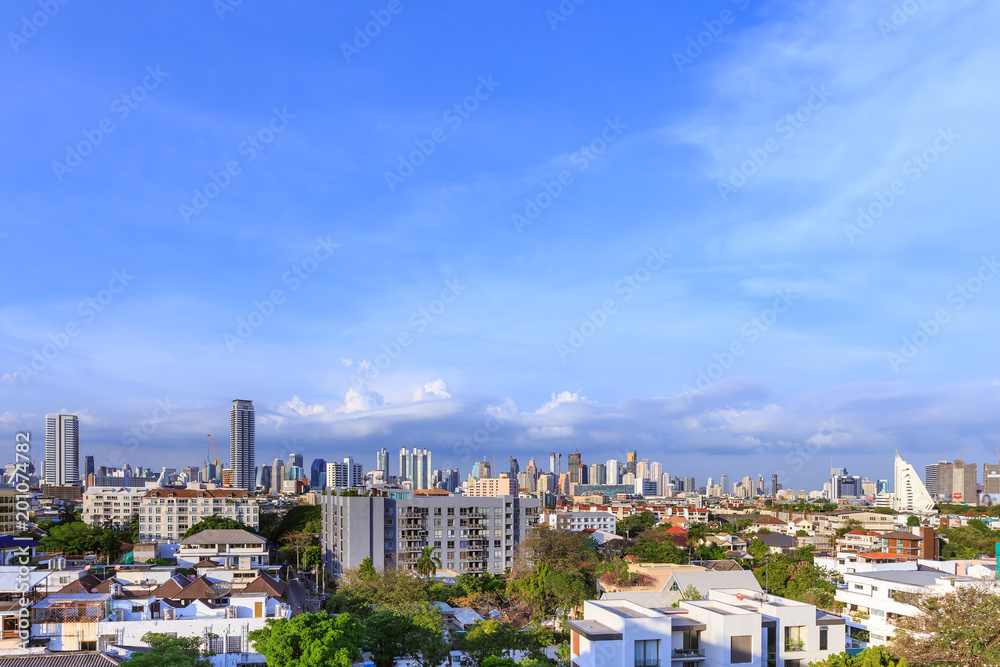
[207,434,225,468]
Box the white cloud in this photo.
[526,425,574,439]
[338,387,386,414]
[536,390,591,413]
[412,379,452,401]
[280,395,330,417]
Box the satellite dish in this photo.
[207,581,232,598]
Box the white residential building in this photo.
[836,566,976,646]
[82,486,147,528]
[176,529,270,568]
[45,413,79,487]
[137,484,260,542]
[541,510,616,533]
[326,457,365,488]
[571,589,844,667]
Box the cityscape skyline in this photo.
[2,2,1000,493]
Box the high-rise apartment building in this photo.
[406,448,432,489]
[230,399,255,492]
[720,473,730,495]
[509,456,520,479]
[650,462,662,483]
[588,463,606,485]
[606,459,620,485]
[288,452,303,469]
[924,463,941,496]
[771,474,780,497]
[376,448,389,477]
[45,414,79,486]
[399,446,409,482]
[327,457,365,488]
[636,460,649,480]
[320,492,539,578]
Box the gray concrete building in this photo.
[320,490,539,579]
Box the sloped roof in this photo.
[600,589,678,608]
[667,570,762,597]
[880,531,921,540]
[171,575,217,600]
[193,559,219,568]
[241,571,287,598]
[757,533,797,548]
[0,653,123,667]
[56,574,103,595]
[663,526,688,535]
[752,516,788,525]
[179,529,265,545]
[151,573,192,599]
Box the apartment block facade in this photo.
[320,491,539,578]
[82,486,147,528]
[137,485,259,541]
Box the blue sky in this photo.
[2,0,999,491]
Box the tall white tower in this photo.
[45,414,79,486]
[230,399,255,491]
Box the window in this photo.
[227,636,243,653]
[784,626,806,652]
[208,637,224,654]
[634,639,659,667]
[819,628,828,651]
[731,636,752,664]
[81,641,97,651]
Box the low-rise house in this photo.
[176,530,269,568]
[755,533,797,555]
[836,565,976,646]
[836,530,882,552]
[570,588,844,667]
[541,510,616,533]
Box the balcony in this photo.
[671,648,705,660]
[784,641,805,652]
[635,661,661,667]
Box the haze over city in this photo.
[2,0,1000,489]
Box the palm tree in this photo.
[415,545,441,581]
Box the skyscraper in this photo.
[589,463,606,485]
[771,474,780,496]
[509,456,520,479]
[271,458,284,494]
[289,452,303,468]
[327,457,365,488]
[626,451,637,476]
[606,459,620,485]
[650,461,662,483]
[376,448,389,476]
[82,454,95,484]
[720,473,730,495]
[399,446,410,482]
[549,452,562,476]
[568,452,583,485]
[310,458,327,489]
[45,414,79,486]
[924,463,939,496]
[230,400,255,492]
[410,447,432,489]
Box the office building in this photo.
[288,452,303,469]
[474,459,491,481]
[45,414,80,487]
[82,455,95,483]
[924,462,940,496]
[509,456,520,479]
[320,491,539,578]
[720,473,730,495]
[626,450,637,476]
[771,473,780,497]
[230,399,255,492]
[270,459,284,494]
[892,453,936,514]
[550,452,562,477]
[255,464,271,491]
[984,463,1000,495]
[934,459,977,503]
[326,457,365,488]
[310,458,326,489]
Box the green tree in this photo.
[906,515,920,527]
[625,527,688,564]
[248,612,363,667]
[121,633,212,667]
[359,556,377,578]
[364,611,413,667]
[415,545,442,581]
[889,582,1000,667]
[302,545,322,570]
[680,583,702,601]
[747,538,770,562]
[460,621,551,667]
[809,646,906,666]
[617,510,656,538]
[42,522,98,556]
[269,504,323,542]
[283,530,313,570]
[182,515,255,538]
[327,566,429,618]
